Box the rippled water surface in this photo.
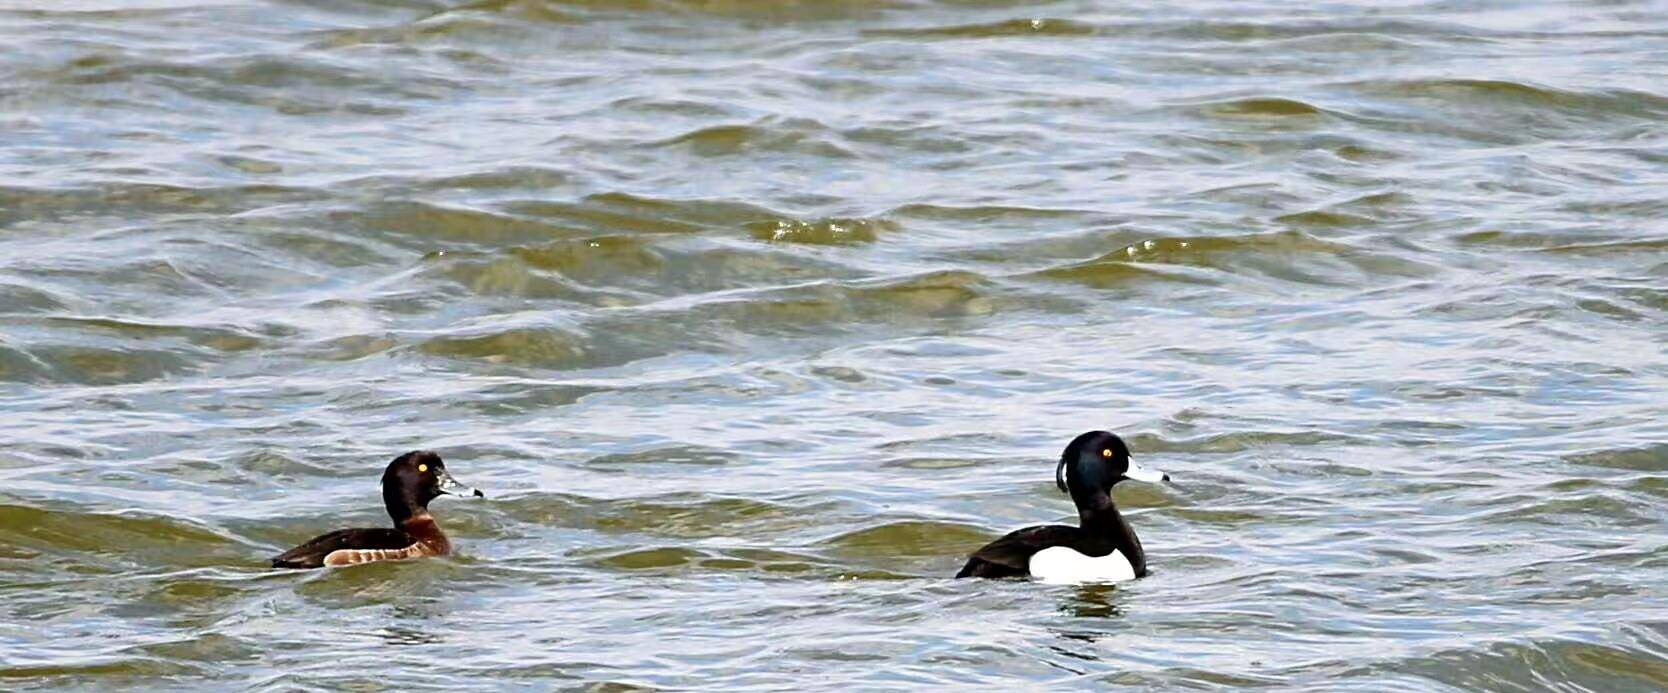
[4,0,1668,689]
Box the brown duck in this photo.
[271,451,484,569]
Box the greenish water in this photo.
[3,0,1668,690]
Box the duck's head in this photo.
[1055,431,1167,502]
[381,451,485,524]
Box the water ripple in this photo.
[3,0,1667,689]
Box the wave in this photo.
[0,503,253,570]
[747,217,894,245]
[1034,230,1438,291]
[866,18,1098,40]
[647,122,857,160]
[1357,78,1668,118]
[0,183,321,222]
[1189,97,1329,120]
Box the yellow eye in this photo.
[417,464,428,473]
[1101,449,1112,458]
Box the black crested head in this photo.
[381,451,483,525]
[1056,431,1131,498]
[1054,430,1167,508]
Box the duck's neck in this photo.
[397,511,452,556]
[1078,492,1146,576]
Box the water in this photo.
[3,0,1668,689]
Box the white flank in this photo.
[1028,546,1136,584]
[322,543,423,567]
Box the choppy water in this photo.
[3,0,1668,689]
